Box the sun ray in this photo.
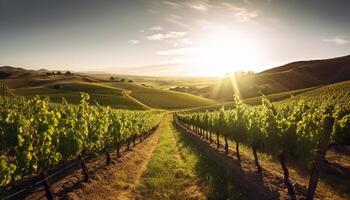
[230,73,242,100]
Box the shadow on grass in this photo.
[172,119,281,200]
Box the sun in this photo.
[191,29,263,77]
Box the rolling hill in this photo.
[0,66,217,109]
[195,55,350,101]
[188,79,350,112]
[103,82,216,109]
[2,54,350,109]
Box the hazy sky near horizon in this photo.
[1,0,350,76]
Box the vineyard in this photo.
[0,93,163,197]
[0,79,349,200]
[2,0,350,198]
[175,88,350,199]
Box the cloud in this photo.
[179,38,193,45]
[161,1,182,8]
[168,38,194,47]
[186,1,209,12]
[129,40,140,45]
[221,2,259,22]
[323,36,349,45]
[165,14,191,29]
[162,0,209,11]
[146,31,187,41]
[149,26,163,31]
[157,47,196,56]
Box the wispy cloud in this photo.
[157,47,196,55]
[146,31,187,41]
[165,14,191,29]
[129,40,140,45]
[323,36,349,45]
[186,1,209,12]
[149,26,163,31]
[221,2,259,22]
[161,1,182,8]
[162,0,209,12]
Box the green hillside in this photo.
[185,55,350,101]
[103,82,217,109]
[13,82,146,110]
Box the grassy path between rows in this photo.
[137,114,249,200]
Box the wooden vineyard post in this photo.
[127,138,130,151]
[278,152,296,200]
[252,146,262,172]
[40,171,54,200]
[106,148,112,166]
[216,131,220,149]
[78,155,90,181]
[224,135,229,154]
[210,131,212,143]
[235,140,241,161]
[116,142,121,158]
[306,117,334,200]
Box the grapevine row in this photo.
[0,93,163,187]
[176,96,349,200]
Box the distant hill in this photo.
[259,55,350,84]
[2,54,350,108]
[0,66,217,109]
[205,55,350,100]
[0,66,37,79]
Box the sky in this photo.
[1,0,350,76]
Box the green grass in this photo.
[138,115,202,199]
[173,119,250,200]
[56,82,125,95]
[104,82,217,109]
[139,115,249,199]
[13,83,146,110]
